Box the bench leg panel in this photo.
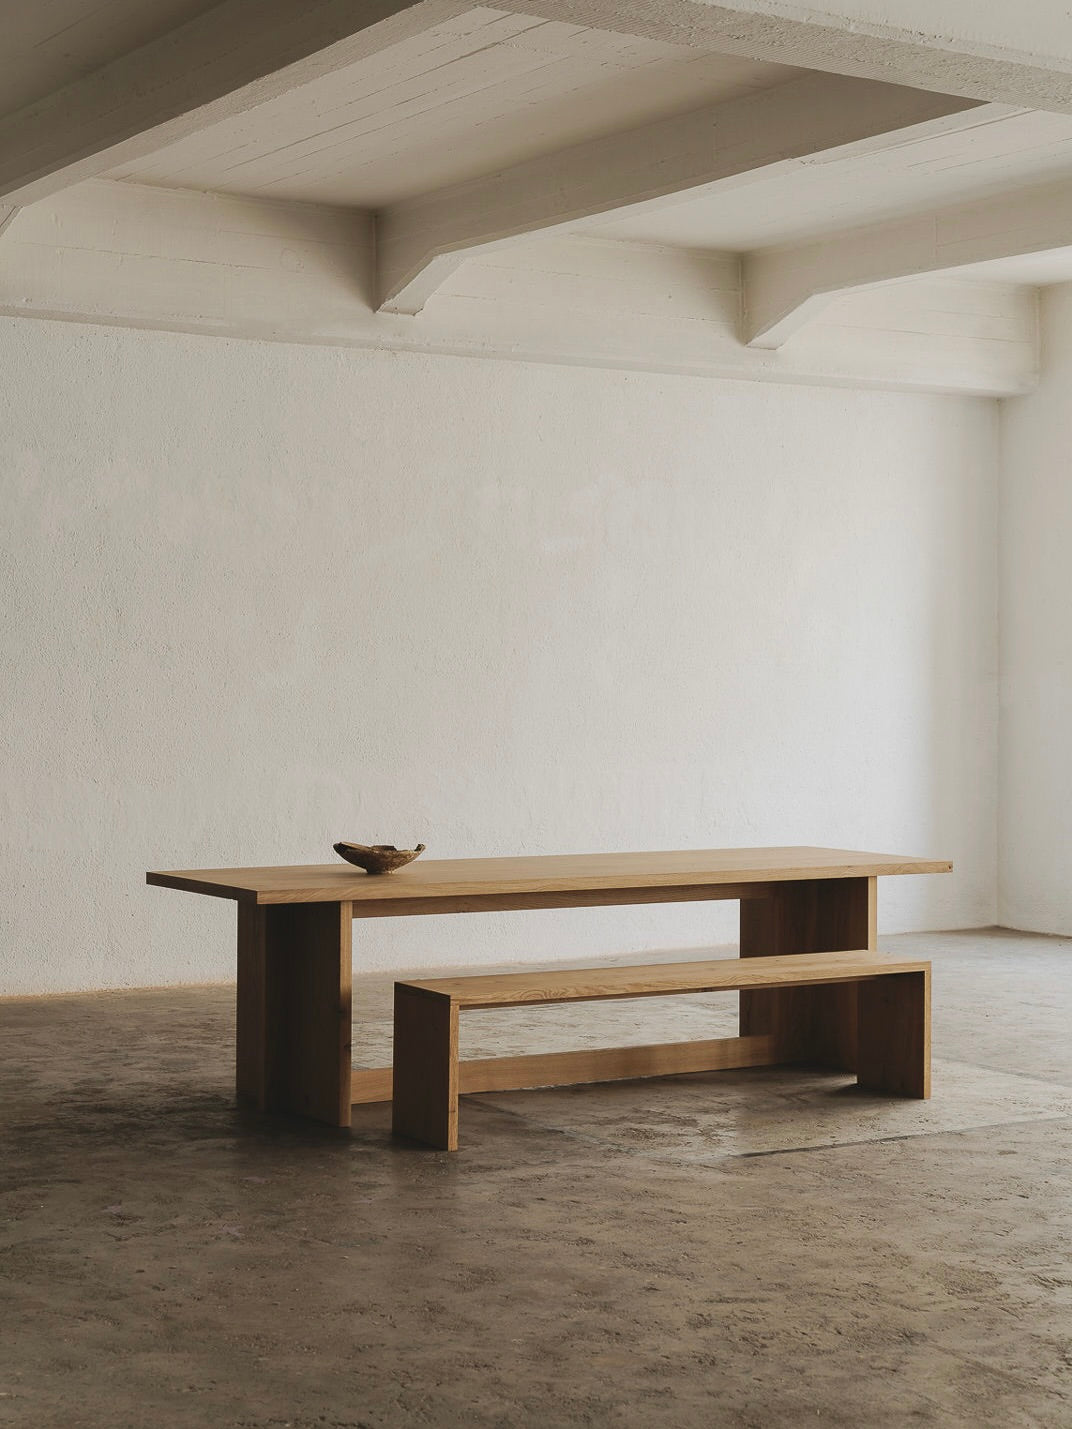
[392,988,459,1150]
[236,901,353,1127]
[856,970,931,1099]
[740,876,876,1071]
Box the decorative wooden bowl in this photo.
[332,841,426,874]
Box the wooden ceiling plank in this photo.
[222,46,568,186]
[101,27,800,208]
[0,0,478,207]
[488,0,1072,115]
[0,1,221,119]
[101,13,577,194]
[375,73,984,313]
[584,108,1072,255]
[102,17,529,186]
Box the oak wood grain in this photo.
[236,902,269,1108]
[392,985,458,1150]
[401,949,924,1008]
[740,876,876,1071]
[152,847,948,1132]
[857,969,931,1098]
[147,846,952,909]
[235,901,353,1127]
[350,1035,777,1104]
[391,948,931,1149]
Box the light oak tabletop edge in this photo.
[146,846,953,905]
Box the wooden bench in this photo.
[391,950,931,1150]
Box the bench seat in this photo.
[392,950,931,1150]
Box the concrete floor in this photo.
[2,928,1072,1428]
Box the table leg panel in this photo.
[739,876,876,1070]
[236,901,352,1127]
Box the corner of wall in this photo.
[995,283,1072,935]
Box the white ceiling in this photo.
[582,107,1072,252]
[91,5,1072,287]
[105,9,800,207]
[1,0,218,117]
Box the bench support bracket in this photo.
[857,969,931,1098]
[392,985,459,1150]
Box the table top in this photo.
[147,846,951,907]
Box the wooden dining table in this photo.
[146,846,951,1128]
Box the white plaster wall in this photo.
[999,282,1072,934]
[1,317,997,994]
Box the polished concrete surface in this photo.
[3,929,1072,1428]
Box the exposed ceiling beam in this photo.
[493,0,1072,115]
[0,180,1037,397]
[376,74,984,313]
[745,176,1072,347]
[0,0,471,208]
